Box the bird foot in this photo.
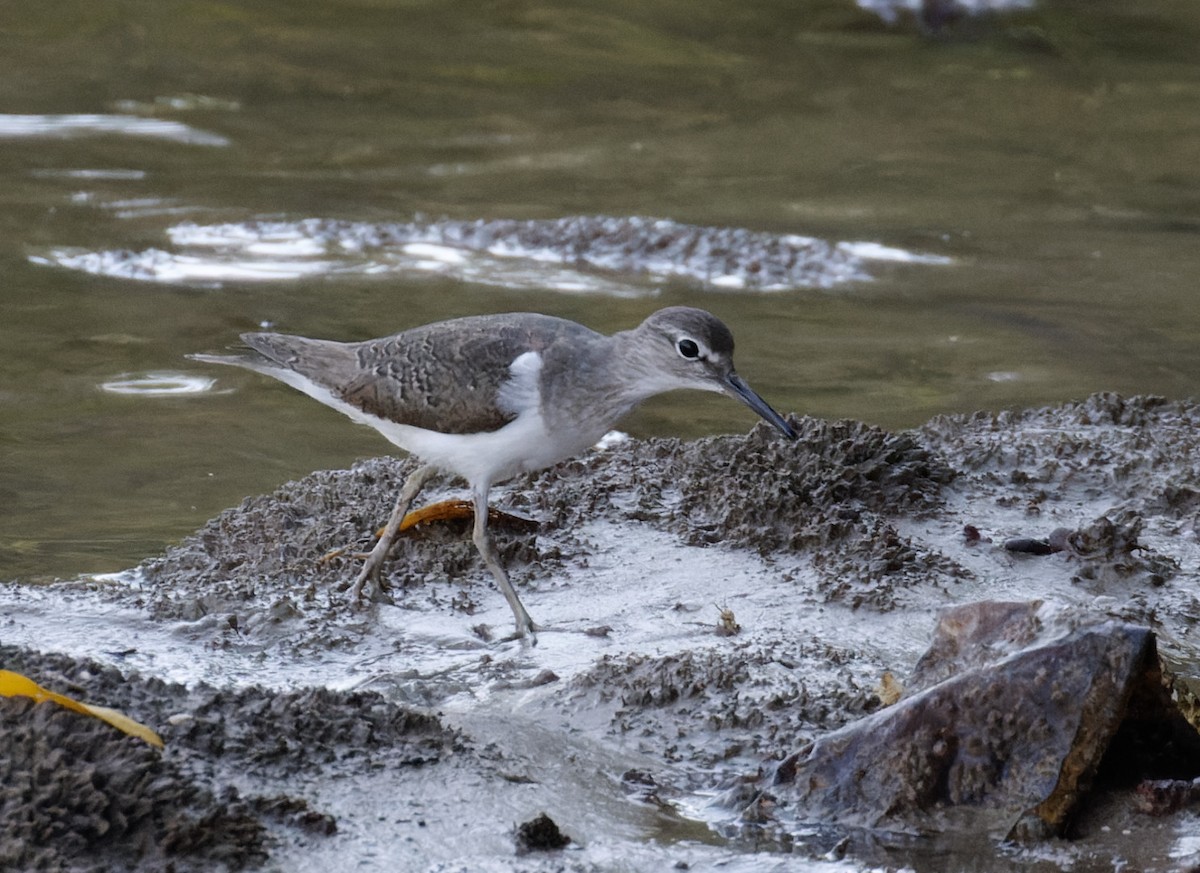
[498,620,540,646]
[344,544,395,605]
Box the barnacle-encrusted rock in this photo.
[731,601,1200,840]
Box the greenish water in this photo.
[3,0,1200,580]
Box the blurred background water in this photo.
[2,0,1199,580]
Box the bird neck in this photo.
[537,329,654,442]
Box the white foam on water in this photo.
[857,0,1034,24]
[0,113,229,146]
[839,240,954,264]
[32,168,148,180]
[34,248,338,284]
[400,242,468,263]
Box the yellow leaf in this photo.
[0,669,164,748]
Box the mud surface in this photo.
[41,214,949,294]
[0,644,460,872]
[4,393,1200,871]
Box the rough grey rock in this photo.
[732,602,1200,841]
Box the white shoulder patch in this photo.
[495,350,543,418]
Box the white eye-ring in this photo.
[677,338,701,359]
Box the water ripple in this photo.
[100,372,218,396]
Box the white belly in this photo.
[372,408,589,486]
[258,351,599,488]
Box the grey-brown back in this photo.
[241,313,602,435]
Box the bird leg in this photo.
[348,464,437,602]
[471,486,539,642]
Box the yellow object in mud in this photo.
[0,668,163,748]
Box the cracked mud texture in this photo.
[921,393,1200,525]
[139,412,958,626]
[522,416,959,609]
[0,644,461,873]
[1,692,268,873]
[9,392,1200,871]
[564,638,881,778]
[922,392,1197,598]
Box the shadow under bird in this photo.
[190,306,798,641]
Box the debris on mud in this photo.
[514,812,572,854]
[1001,514,1177,588]
[1135,777,1200,816]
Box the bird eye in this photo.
[677,339,700,359]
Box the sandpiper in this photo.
[191,307,797,640]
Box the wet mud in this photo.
[0,644,458,872]
[5,392,1200,871]
[39,214,949,294]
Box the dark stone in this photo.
[908,600,1044,692]
[732,602,1200,841]
[514,812,571,853]
[1002,537,1057,555]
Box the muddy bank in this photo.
[4,393,1200,872]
